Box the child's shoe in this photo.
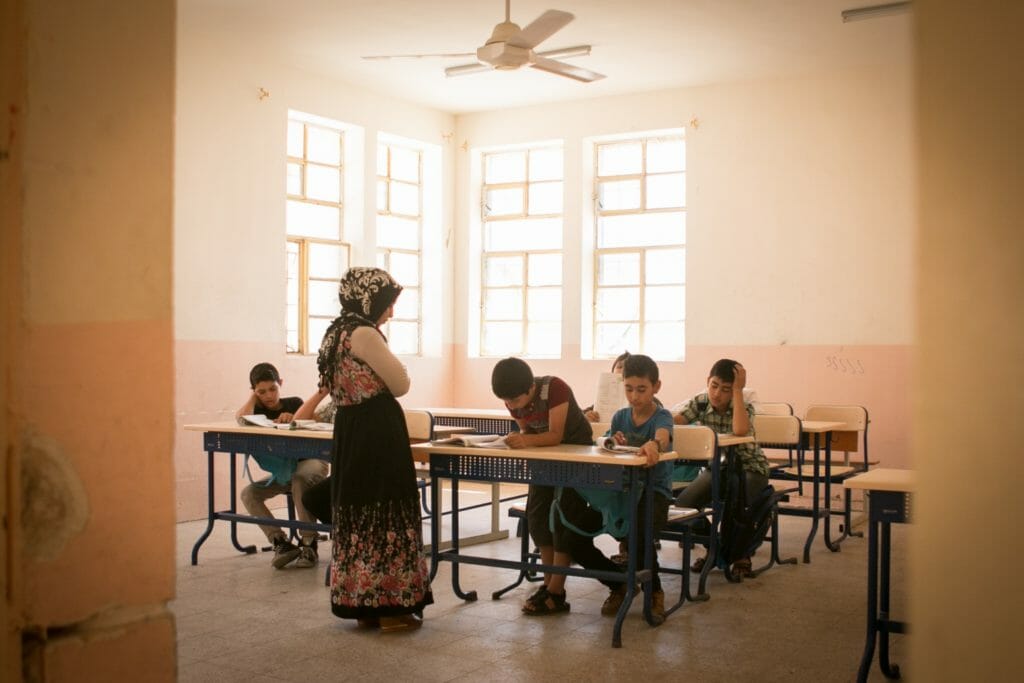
[294,539,318,568]
[601,584,628,616]
[650,589,666,625]
[271,537,301,569]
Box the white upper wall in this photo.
[453,62,915,349]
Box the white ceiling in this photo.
[195,0,912,114]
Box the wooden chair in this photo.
[802,404,871,539]
[749,415,802,574]
[756,401,794,416]
[404,409,435,515]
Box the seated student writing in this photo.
[556,354,674,623]
[235,362,329,569]
[491,357,593,615]
[673,359,770,578]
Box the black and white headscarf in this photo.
[317,267,403,390]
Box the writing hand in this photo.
[274,412,294,423]
[505,432,526,449]
[612,431,627,446]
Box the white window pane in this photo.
[528,181,562,215]
[377,214,419,250]
[646,139,686,173]
[598,179,641,211]
[287,163,302,196]
[596,287,640,321]
[287,200,340,239]
[596,323,639,357]
[527,288,561,321]
[598,252,640,286]
[377,179,387,212]
[485,151,526,183]
[388,321,420,355]
[307,126,341,165]
[390,181,419,216]
[308,280,339,317]
[484,288,523,320]
[645,285,685,321]
[287,120,304,158]
[642,321,686,360]
[645,248,685,284]
[486,218,561,251]
[528,253,562,286]
[389,251,419,286]
[375,251,387,269]
[598,212,685,248]
[286,323,299,354]
[529,147,563,181]
[598,142,642,176]
[391,147,420,183]
[646,173,685,209]
[526,321,561,357]
[308,317,332,352]
[376,144,388,176]
[309,242,347,279]
[393,288,418,319]
[306,164,341,203]
[483,322,523,356]
[484,187,523,217]
[485,255,523,287]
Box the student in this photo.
[235,362,329,569]
[294,385,336,527]
[558,354,673,623]
[491,357,593,615]
[673,359,770,577]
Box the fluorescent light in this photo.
[841,1,912,23]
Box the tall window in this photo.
[593,134,686,360]
[376,142,422,355]
[480,146,564,357]
[286,113,350,354]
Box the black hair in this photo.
[491,357,534,399]
[622,354,659,383]
[611,351,631,371]
[708,358,739,383]
[249,362,281,388]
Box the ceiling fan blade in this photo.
[362,52,476,60]
[531,56,605,83]
[508,9,574,49]
[536,45,591,60]
[445,62,492,78]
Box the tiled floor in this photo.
[173,484,907,682]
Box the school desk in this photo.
[183,422,506,565]
[415,407,517,435]
[411,440,682,648]
[845,468,914,682]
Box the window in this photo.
[593,135,686,360]
[376,142,422,355]
[286,113,351,354]
[480,146,564,357]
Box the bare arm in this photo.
[638,425,671,468]
[235,392,258,423]
[350,326,411,396]
[731,364,751,436]
[293,385,329,421]
[505,402,569,448]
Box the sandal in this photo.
[521,584,549,613]
[691,555,707,572]
[731,558,753,578]
[522,589,570,616]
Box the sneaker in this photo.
[294,539,318,568]
[271,537,301,569]
[601,585,628,616]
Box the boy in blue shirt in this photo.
[557,354,674,623]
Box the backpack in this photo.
[718,460,775,567]
[550,485,637,539]
[242,453,297,487]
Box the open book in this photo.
[431,434,509,449]
[598,436,641,454]
[239,414,293,430]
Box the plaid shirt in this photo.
[674,392,769,477]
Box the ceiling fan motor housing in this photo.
[477,42,531,70]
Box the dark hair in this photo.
[491,357,534,399]
[709,358,739,383]
[249,362,281,388]
[611,351,631,371]
[622,354,659,383]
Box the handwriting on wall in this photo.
[825,355,865,374]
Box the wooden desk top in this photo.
[801,420,847,433]
[416,407,511,419]
[185,422,332,439]
[844,468,916,493]
[412,442,680,467]
[717,434,755,447]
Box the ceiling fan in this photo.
[362,0,605,83]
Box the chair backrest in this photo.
[753,414,801,446]
[404,409,434,442]
[804,404,869,460]
[756,401,794,416]
[672,425,716,462]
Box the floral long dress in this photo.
[325,321,432,619]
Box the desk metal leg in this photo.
[190,450,218,565]
[429,469,441,581]
[448,475,478,601]
[857,516,879,682]
[227,452,256,554]
[824,433,849,551]
[878,522,901,678]
[802,434,823,563]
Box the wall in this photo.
[5,0,177,679]
[173,6,457,520]
[451,62,915,469]
[911,1,1023,678]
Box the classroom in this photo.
[2,0,1021,681]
